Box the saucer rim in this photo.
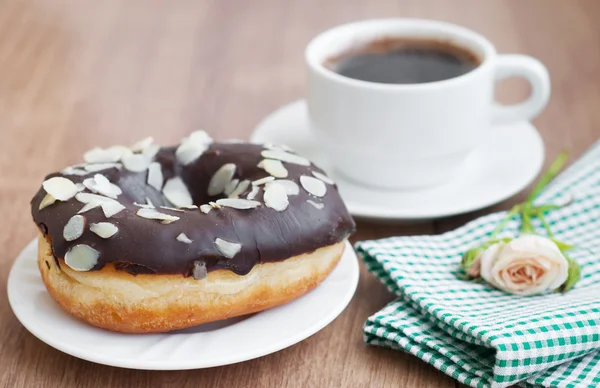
[252,99,545,220]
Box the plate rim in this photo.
[252,99,545,220]
[8,238,359,370]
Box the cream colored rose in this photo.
[479,235,569,296]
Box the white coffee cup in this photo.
[306,19,550,189]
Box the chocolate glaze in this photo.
[31,142,356,276]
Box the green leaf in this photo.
[461,246,485,274]
[552,239,575,252]
[561,255,581,292]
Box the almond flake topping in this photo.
[176,233,193,244]
[134,202,155,208]
[307,200,324,209]
[147,162,164,191]
[200,204,212,214]
[312,171,335,185]
[122,153,151,172]
[83,174,122,199]
[263,183,289,211]
[300,175,327,197]
[65,244,99,271]
[75,192,125,217]
[162,177,193,207]
[257,159,288,178]
[84,145,129,164]
[39,194,56,210]
[252,176,275,186]
[160,206,185,213]
[83,163,122,172]
[214,238,242,259]
[61,166,89,176]
[75,183,86,192]
[208,163,236,196]
[179,204,198,209]
[215,198,261,209]
[265,179,299,196]
[246,185,260,200]
[228,180,250,199]
[42,177,78,201]
[130,137,154,152]
[223,178,240,196]
[90,222,118,238]
[63,215,86,241]
[136,208,180,224]
[176,130,213,165]
[261,149,310,166]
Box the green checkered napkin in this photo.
[356,141,600,388]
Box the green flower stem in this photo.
[535,210,555,238]
[526,150,569,204]
[488,205,520,240]
[520,204,535,234]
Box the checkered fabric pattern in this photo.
[356,141,600,388]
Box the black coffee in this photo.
[326,38,480,84]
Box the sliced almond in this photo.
[76,192,123,216]
[176,130,213,165]
[228,180,250,198]
[192,261,207,280]
[300,175,327,197]
[84,162,122,172]
[130,137,154,152]
[214,238,242,259]
[223,179,240,196]
[163,177,193,207]
[84,146,128,163]
[63,215,86,241]
[64,244,99,271]
[200,204,212,214]
[246,185,260,200]
[42,177,78,201]
[263,143,294,152]
[61,166,89,176]
[312,171,334,185]
[142,144,160,160]
[147,162,164,191]
[122,153,151,172]
[101,201,125,218]
[252,176,275,186]
[83,174,122,199]
[176,232,193,244]
[179,204,198,209]
[215,198,261,209]
[307,200,324,210]
[266,179,299,196]
[261,149,310,166]
[209,201,220,208]
[136,208,180,224]
[134,202,155,209]
[207,163,236,196]
[75,183,86,192]
[90,222,118,238]
[263,183,289,211]
[258,159,288,178]
[39,194,56,210]
[160,206,185,213]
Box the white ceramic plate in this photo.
[7,239,359,370]
[252,99,545,220]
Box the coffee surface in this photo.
[327,38,480,84]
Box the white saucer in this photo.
[7,239,359,370]
[252,100,545,220]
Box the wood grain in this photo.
[0,1,598,387]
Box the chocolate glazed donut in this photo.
[31,132,355,333]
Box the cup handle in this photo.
[491,54,550,125]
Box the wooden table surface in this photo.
[1,0,599,387]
